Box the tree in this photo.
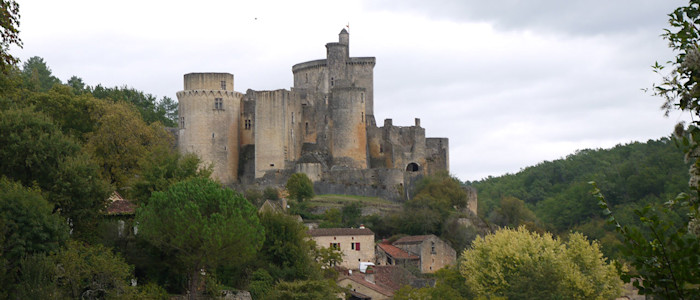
[264,279,341,300]
[85,100,172,190]
[21,56,61,92]
[136,177,264,299]
[256,211,319,281]
[0,107,111,239]
[129,147,212,204]
[53,241,137,299]
[592,183,700,299]
[460,227,622,299]
[0,107,80,188]
[0,177,68,265]
[286,173,314,202]
[0,0,21,72]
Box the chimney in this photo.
[365,266,375,284]
[359,224,365,229]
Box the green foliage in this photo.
[470,138,690,257]
[592,182,700,299]
[286,173,314,202]
[129,147,212,204]
[248,269,275,299]
[136,177,264,296]
[256,211,319,281]
[460,227,622,299]
[21,56,60,92]
[90,84,177,126]
[244,188,264,207]
[53,240,137,299]
[263,186,280,200]
[85,100,172,190]
[319,208,342,228]
[341,201,362,227]
[0,106,80,187]
[263,279,341,300]
[394,266,475,300]
[0,0,21,72]
[0,177,68,295]
[487,196,538,229]
[653,0,700,117]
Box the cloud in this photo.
[367,0,685,36]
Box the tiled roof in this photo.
[339,273,394,297]
[307,227,374,237]
[378,243,418,260]
[373,265,416,291]
[393,234,434,244]
[106,192,136,215]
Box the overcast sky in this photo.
[15,0,691,182]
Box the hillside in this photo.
[468,137,691,257]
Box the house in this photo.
[307,226,375,270]
[377,234,456,273]
[338,265,417,300]
[104,191,137,238]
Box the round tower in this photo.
[329,86,367,169]
[177,73,242,184]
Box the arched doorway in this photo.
[406,162,420,172]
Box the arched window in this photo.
[406,162,420,172]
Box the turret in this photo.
[339,28,349,46]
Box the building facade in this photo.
[377,234,456,274]
[308,227,375,270]
[176,30,449,199]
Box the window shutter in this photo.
[356,243,360,251]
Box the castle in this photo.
[176,29,449,200]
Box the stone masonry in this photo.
[176,29,450,200]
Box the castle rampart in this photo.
[176,30,449,195]
[177,73,241,183]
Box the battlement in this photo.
[176,29,449,192]
[176,90,243,98]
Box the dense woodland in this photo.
[2,1,700,299]
[469,138,691,258]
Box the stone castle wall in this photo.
[176,30,451,200]
[177,73,241,183]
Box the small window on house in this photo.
[245,120,252,130]
[269,163,274,167]
[361,112,364,123]
[305,122,309,134]
[291,112,294,124]
[214,98,223,110]
[212,132,215,139]
[220,80,226,90]
[356,242,360,251]
[431,241,436,254]
[330,243,340,250]
[361,92,364,103]
[305,73,308,83]
[331,77,334,86]
[180,117,185,128]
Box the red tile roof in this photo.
[378,243,418,260]
[106,192,136,215]
[393,234,433,244]
[308,228,374,237]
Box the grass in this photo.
[306,194,401,212]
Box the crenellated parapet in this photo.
[176,90,243,99]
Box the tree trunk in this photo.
[188,269,200,300]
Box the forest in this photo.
[2,0,700,299]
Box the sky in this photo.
[15,0,692,182]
